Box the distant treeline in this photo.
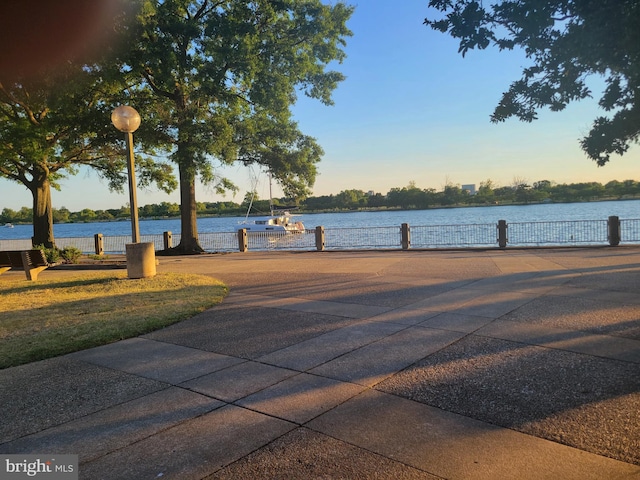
[2,179,640,224]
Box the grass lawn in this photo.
[0,272,227,369]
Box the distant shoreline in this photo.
[4,196,640,227]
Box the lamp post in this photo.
[111,105,141,243]
[111,106,155,279]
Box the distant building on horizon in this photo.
[462,184,476,195]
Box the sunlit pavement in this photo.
[1,248,639,479]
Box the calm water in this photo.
[2,199,639,240]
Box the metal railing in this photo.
[507,220,609,246]
[2,216,639,254]
[324,226,400,250]
[411,223,497,248]
[621,219,640,243]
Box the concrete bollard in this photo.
[163,231,172,250]
[125,242,156,279]
[315,226,325,251]
[497,220,508,248]
[238,229,248,252]
[94,233,104,255]
[401,223,410,250]
[608,216,621,246]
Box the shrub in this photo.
[34,245,61,264]
[60,246,83,264]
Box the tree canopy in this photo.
[0,1,176,248]
[424,0,640,165]
[117,0,353,252]
[0,64,176,247]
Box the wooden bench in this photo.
[0,249,50,281]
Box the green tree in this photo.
[52,207,71,223]
[386,183,431,209]
[425,0,640,166]
[243,191,258,209]
[141,204,157,218]
[118,0,353,252]
[533,180,553,193]
[336,189,367,209]
[572,182,605,200]
[0,208,16,224]
[156,201,181,217]
[476,179,496,204]
[0,63,176,247]
[494,186,516,203]
[367,192,387,208]
[620,179,640,197]
[95,210,115,221]
[303,194,336,210]
[441,183,465,206]
[513,183,534,204]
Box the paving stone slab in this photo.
[565,267,640,293]
[0,357,167,443]
[181,361,299,403]
[450,290,537,318]
[70,337,244,384]
[418,312,495,333]
[310,326,464,387]
[256,321,406,371]
[466,270,569,293]
[487,253,568,274]
[367,306,440,326]
[144,305,354,359]
[377,335,640,465]
[80,404,295,480]
[307,389,640,480]
[477,319,640,363]
[274,297,392,318]
[500,295,640,340]
[1,387,223,462]
[236,373,365,424]
[548,285,640,305]
[223,272,366,295]
[209,427,440,480]
[271,279,470,308]
[407,287,489,312]
[379,254,503,280]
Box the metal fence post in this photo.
[608,216,621,246]
[401,223,411,250]
[238,228,248,252]
[497,220,508,248]
[94,233,104,255]
[163,231,172,250]
[315,226,325,251]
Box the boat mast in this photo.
[268,170,274,216]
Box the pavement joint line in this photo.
[473,318,640,364]
[228,380,357,428]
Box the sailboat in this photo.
[237,171,305,234]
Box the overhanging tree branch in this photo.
[425,0,640,165]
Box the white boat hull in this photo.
[237,214,305,234]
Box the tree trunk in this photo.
[31,177,55,248]
[175,162,204,253]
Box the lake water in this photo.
[2,199,639,241]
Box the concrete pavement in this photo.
[1,248,639,479]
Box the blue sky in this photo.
[2,0,639,212]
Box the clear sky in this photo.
[2,0,638,212]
